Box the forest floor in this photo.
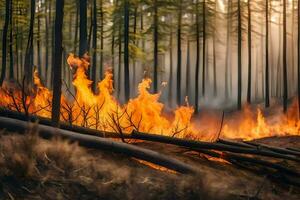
[0,128,299,200]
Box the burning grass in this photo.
[0,54,299,141]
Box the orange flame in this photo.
[0,54,299,141]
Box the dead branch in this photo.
[0,116,196,174]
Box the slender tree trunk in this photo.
[92,0,97,92]
[298,0,300,117]
[202,0,206,97]
[100,0,104,78]
[74,1,79,54]
[79,0,87,57]
[195,0,200,113]
[37,7,42,75]
[124,0,130,101]
[237,0,242,110]
[132,6,137,92]
[186,39,190,98]
[15,1,19,81]
[247,0,252,104]
[291,0,295,93]
[0,0,10,86]
[24,0,35,86]
[51,0,64,126]
[169,28,174,107]
[276,10,282,98]
[283,0,288,112]
[117,1,122,98]
[44,0,49,84]
[87,5,93,52]
[212,1,217,97]
[9,0,13,80]
[111,17,115,83]
[176,0,182,105]
[153,0,158,93]
[265,0,270,107]
[51,0,55,87]
[225,0,232,99]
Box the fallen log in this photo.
[1,109,300,163]
[194,149,300,186]
[244,141,300,157]
[131,131,300,163]
[217,139,254,148]
[0,116,196,174]
[0,108,127,138]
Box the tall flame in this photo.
[0,54,299,141]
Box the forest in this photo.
[0,0,300,199]
[0,0,299,113]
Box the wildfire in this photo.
[0,54,299,141]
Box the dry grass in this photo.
[0,128,218,200]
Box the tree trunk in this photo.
[117,1,122,98]
[124,0,130,101]
[37,7,42,76]
[225,0,232,99]
[74,0,79,54]
[176,0,182,105]
[202,0,206,97]
[265,0,270,107]
[79,0,87,57]
[153,0,158,93]
[132,6,137,92]
[212,1,217,97]
[0,0,10,85]
[247,0,252,104]
[51,0,65,126]
[44,0,49,84]
[9,0,13,80]
[168,26,174,107]
[186,39,190,98]
[100,0,104,79]
[283,0,288,112]
[92,0,97,92]
[195,0,200,113]
[237,0,242,110]
[298,0,300,118]
[23,0,35,86]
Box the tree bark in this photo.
[44,0,50,84]
[202,0,206,97]
[237,0,242,110]
[79,0,87,57]
[176,0,182,105]
[124,0,130,101]
[23,0,35,86]
[283,0,288,112]
[9,0,13,80]
[0,0,9,86]
[153,0,159,93]
[265,0,270,107]
[92,0,97,92]
[100,0,104,79]
[37,7,42,76]
[51,0,65,126]
[195,0,200,113]
[247,0,252,104]
[168,25,174,107]
[298,0,300,118]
